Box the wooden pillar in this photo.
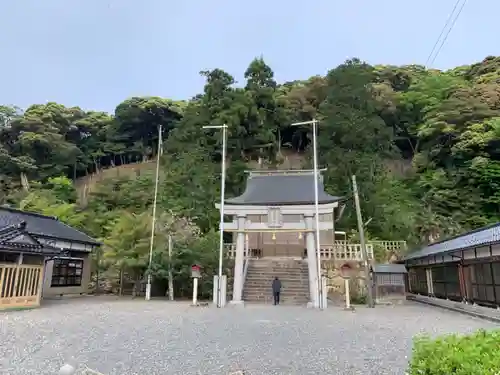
[458,262,467,302]
[426,268,433,296]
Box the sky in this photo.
[0,0,496,113]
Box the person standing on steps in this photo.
[272,277,282,305]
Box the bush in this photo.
[408,329,500,375]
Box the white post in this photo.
[231,216,245,305]
[146,124,162,301]
[192,277,198,305]
[220,275,227,306]
[344,278,351,309]
[305,216,318,308]
[312,119,323,310]
[213,275,219,305]
[203,124,227,308]
[291,119,323,310]
[321,276,328,308]
[168,235,174,301]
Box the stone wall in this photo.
[322,260,367,304]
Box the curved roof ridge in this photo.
[225,170,342,206]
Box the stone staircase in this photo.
[243,258,310,305]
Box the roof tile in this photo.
[404,222,500,260]
[225,170,343,206]
[0,207,99,245]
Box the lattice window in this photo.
[377,273,404,286]
[51,258,84,287]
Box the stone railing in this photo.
[224,241,375,261]
[370,240,407,253]
[322,241,374,261]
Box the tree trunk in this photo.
[119,267,124,296]
[132,275,141,298]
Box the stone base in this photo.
[229,300,245,308]
[307,301,317,309]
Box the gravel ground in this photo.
[0,297,498,375]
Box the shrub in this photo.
[408,329,500,375]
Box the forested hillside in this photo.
[1,56,500,294]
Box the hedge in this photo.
[408,329,500,374]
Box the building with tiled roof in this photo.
[0,207,99,310]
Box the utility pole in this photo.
[352,175,374,308]
[203,124,228,308]
[145,124,163,301]
[168,235,174,301]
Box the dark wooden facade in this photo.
[405,223,500,309]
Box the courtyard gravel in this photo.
[0,297,498,375]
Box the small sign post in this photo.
[191,264,201,306]
[340,263,353,310]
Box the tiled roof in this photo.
[404,222,500,261]
[0,207,99,245]
[372,264,407,274]
[0,222,62,255]
[225,170,343,206]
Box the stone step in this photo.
[246,283,308,286]
[247,273,308,276]
[245,284,308,289]
[246,274,308,278]
[243,301,309,305]
[246,271,308,276]
[244,288,308,292]
[244,287,308,292]
[250,264,308,268]
[244,292,308,296]
[243,294,309,299]
[244,285,309,290]
[244,285,309,293]
[244,259,309,305]
[246,281,308,284]
[242,294,309,302]
[249,265,307,268]
[243,297,309,303]
[245,276,308,281]
[249,269,308,272]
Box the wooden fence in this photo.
[0,264,44,310]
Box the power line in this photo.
[425,0,462,66]
[425,0,468,67]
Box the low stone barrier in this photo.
[407,294,500,323]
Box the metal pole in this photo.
[312,119,323,310]
[291,119,324,309]
[145,124,162,301]
[352,175,375,308]
[168,235,174,301]
[218,125,227,308]
[95,246,100,296]
[203,124,228,308]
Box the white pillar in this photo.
[305,215,318,308]
[213,275,227,307]
[192,277,198,305]
[231,215,245,306]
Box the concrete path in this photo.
[0,297,497,375]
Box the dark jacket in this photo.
[272,279,282,293]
